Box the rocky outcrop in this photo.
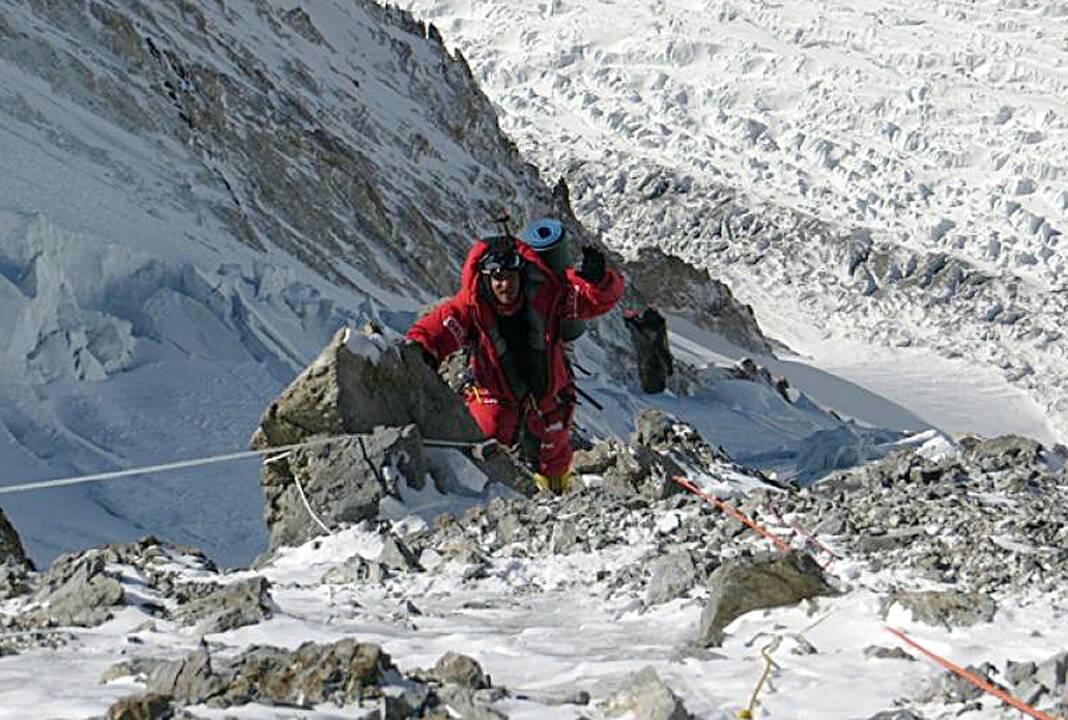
[623,246,773,356]
[22,553,125,628]
[798,435,1068,596]
[104,638,509,718]
[251,328,522,550]
[0,506,28,571]
[696,551,837,647]
[172,577,273,635]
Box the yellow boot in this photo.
[533,470,571,495]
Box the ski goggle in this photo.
[479,250,523,278]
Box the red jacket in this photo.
[407,239,624,405]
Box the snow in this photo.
[398,0,1068,442]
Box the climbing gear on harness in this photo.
[422,437,500,462]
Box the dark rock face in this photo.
[883,590,997,628]
[0,506,28,571]
[251,329,522,550]
[172,577,273,635]
[604,666,693,720]
[697,551,836,647]
[624,308,674,394]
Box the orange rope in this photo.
[885,627,1062,720]
[672,476,792,553]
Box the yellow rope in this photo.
[737,637,780,719]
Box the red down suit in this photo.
[406,239,624,477]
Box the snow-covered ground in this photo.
[400,0,1068,442]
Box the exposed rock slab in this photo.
[172,576,273,635]
[252,329,523,550]
[23,553,124,627]
[697,551,836,647]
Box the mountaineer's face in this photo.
[489,269,521,306]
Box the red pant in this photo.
[464,390,574,477]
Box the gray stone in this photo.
[321,555,387,585]
[647,551,698,605]
[572,441,620,475]
[104,693,178,720]
[172,577,272,635]
[25,553,124,627]
[378,534,422,573]
[964,435,1044,472]
[0,557,31,600]
[0,505,28,570]
[436,685,508,719]
[917,663,997,703]
[147,638,396,707]
[432,651,489,689]
[549,520,578,554]
[252,331,526,550]
[863,645,916,661]
[697,551,836,647]
[866,711,926,720]
[632,409,673,448]
[883,590,996,628]
[605,666,692,720]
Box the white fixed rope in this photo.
[0,434,359,496]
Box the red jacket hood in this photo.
[457,237,561,308]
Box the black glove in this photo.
[576,246,606,284]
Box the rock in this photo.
[252,330,524,550]
[25,553,124,627]
[866,711,926,720]
[646,551,698,605]
[572,441,620,475]
[172,577,272,635]
[963,435,1044,472]
[0,505,28,570]
[436,685,507,719]
[432,651,489,689]
[883,590,996,628]
[549,520,578,554]
[624,307,674,394]
[514,688,591,705]
[917,662,998,703]
[147,638,397,707]
[605,666,692,720]
[0,557,31,600]
[632,409,673,448]
[322,555,387,585]
[378,534,422,572]
[863,645,916,661]
[697,551,836,647]
[105,693,178,720]
[262,425,425,550]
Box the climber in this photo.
[406,234,623,494]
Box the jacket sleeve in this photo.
[405,297,471,363]
[560,267,625,320]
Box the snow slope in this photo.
[400,0,1068,442]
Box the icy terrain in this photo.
[401,0,1068,442]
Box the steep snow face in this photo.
[0,0,565,566]
[400,0,1068,441]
